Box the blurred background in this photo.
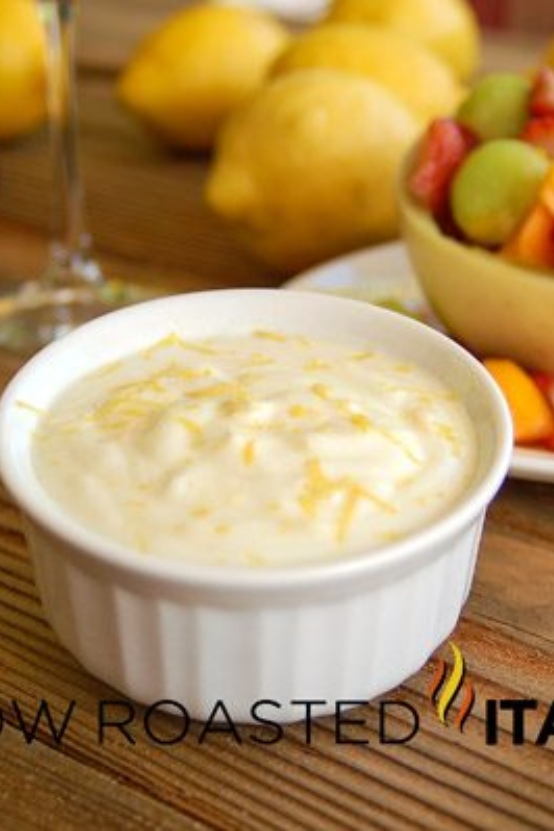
[77,0,553,71]
[0,0,552,300]
[470,0,553,30]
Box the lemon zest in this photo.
[253,330,287,342]
[176,417,203,435]
[311,383,331,400]
[288,404,312,418]
[298,458,395,541]
[142,334,217,358]
[350,351,374,361]
[303,359,330,371]
[90,360,123,379]
[248,352,274,366]
[16,400,44,416]
[242,439,256,466]
[350,413,371,431]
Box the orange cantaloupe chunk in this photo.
[502,202,554,270]
[484,358,554,444]
[502,165,554,270]
[541,165,554,216]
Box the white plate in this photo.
[221,0,329,22]
[284,242,554,484]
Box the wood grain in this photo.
[0,77,279,290]
[1,478,554,831]
[0,7,552,830]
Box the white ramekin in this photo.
[0,290,512,723]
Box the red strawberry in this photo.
[529,372,554,452]
[409,118,477,217]
[530,68,554,118]
[521,115,554,157]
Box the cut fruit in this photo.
[450,139,550,246]
[483,358,554,444]
[457,73,531,141]
[541,165,554,215]
[409,118,476,216]
[530,68,554,117]
[502,164,554,270]
[501,203,554,270]
[521,115,554,158]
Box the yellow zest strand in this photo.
[253,330,287,342]
[242,440,256,466]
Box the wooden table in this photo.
[0,7,553,829]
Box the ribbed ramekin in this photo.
[0,290,512,722]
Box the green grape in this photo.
[457,73,532,140]
[450,139,549,246]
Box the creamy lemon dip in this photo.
[32,331,476,567]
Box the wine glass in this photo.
[0,0,157,356]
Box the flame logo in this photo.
[428,641,474,731]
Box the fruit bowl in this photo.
[398,175,554,373]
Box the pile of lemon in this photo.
[5,1,554,272]
[119,0,482,272]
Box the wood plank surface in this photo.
[0,5,553,830]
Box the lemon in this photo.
[272,24,463,122]
[0,0,46,140]
[118,3,290,150]
[327,0,480,81]
[206,69,419,273]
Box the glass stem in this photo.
[40,0,101,287]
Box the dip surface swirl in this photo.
[31,330,476,567]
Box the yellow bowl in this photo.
[398,177,554,373]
